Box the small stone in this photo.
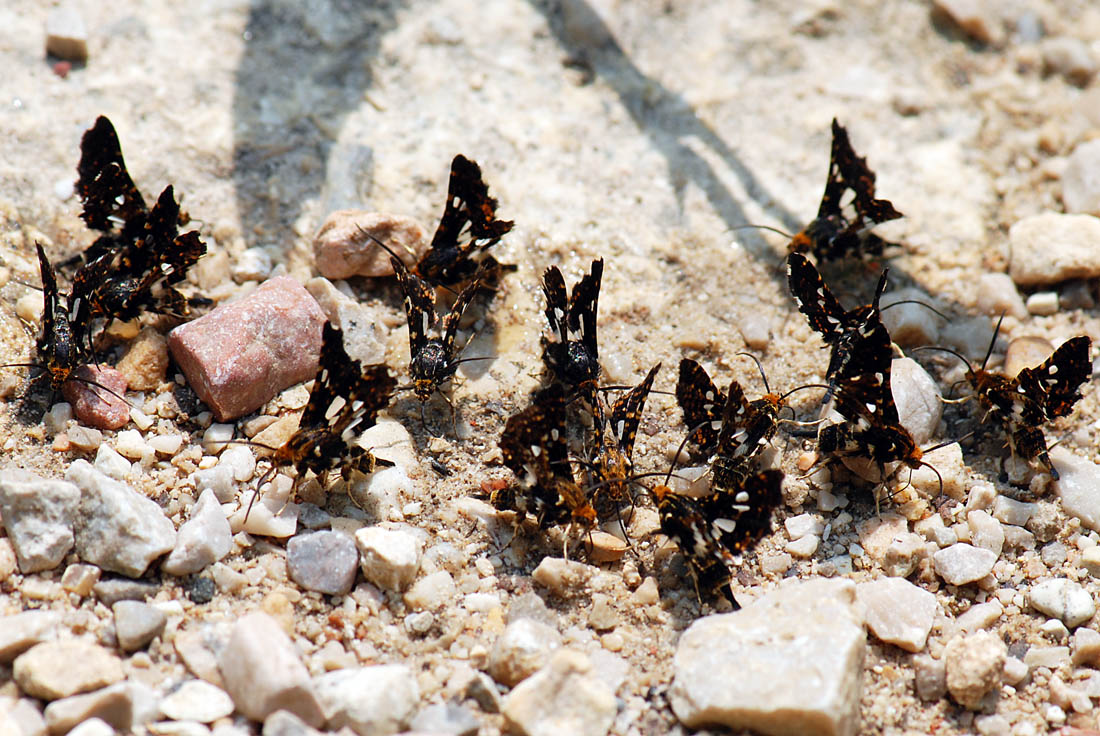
[1029,579,1096,628]
[913,655,946,700]
[61,563,100,596]
[0,538,15,582]
[954,600,1004,634]
[314,665,419,736]
[881,288,941,346]
[287,531,359,595]
[1072,627,1100,666]
[219,446,256,482]
[3,697,48,736]
[1053,447,1100,533]
[944,631,1006,709]
[232,248,273,283]
[302,278,387,367]
[669,579,863,734]
[228,490,299,538]
[218,612,324,726]
[92,577,161,605]
[975,273,1027,319]
[975,714,1011,736]
[784,513,824,539]
[173,629,227,688]
[992,495,1036,527]
[14,641,124,701]
[933,543,997,586]
[66,718,115,736]
[967,510,1005,556]
[354,525,422,591]
[44,401,73,433]
[587,531,627,562]
[43,682,135,733]
[263,709,325,736]
[1082,546,1100,577]
[114,429,149,460]
[882,532,926,578]
[1004,336,1055,377]
[67,459,176,577]
[1002,656,1028,686]
[116,327,170,391]
[931,0,1002,44]
[168,276,327,421]
[1041,618,1070,642]
[148,433,184,456]
[113,600,167,652]
[190,464,236,504]
[188,576,217,604]
[409,702,480,736]
[1009,213,1100,286]
[489,619,563,687]
[785,533,819,558]
[1024,645,1070,669]
[404,610,433,635]
[532,558,596,596]
[404,570,456,610]
[160,681,234,723]
[738,315,770,350]
[1042,37,1098,86]
[0,611,60,663]
[68,425,103,451]
[891,357,942,445]
[1002,524,1036,550]
[164,489,234,576]
[632,577,659,606]
[760,551,793,576]
[0,469,79,573]
[857,578,938,652]
[63,365,130,430]
[909,442,965,500]
[1026,292,1059,316]
[45,3,88,61]
[94,444,132,480]
[312,211,427,279]
[465,672,502,714]
[856,513,908,560]
[502,650,615,736]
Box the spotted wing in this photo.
[606,362,659,460]
[76,116,146,234]
[676,358,727,452]
[703,469,784,555]
[787,253,847,343]
[570,258,603,366]
[830,119,903,231]
[301,323,395,437]
[542,266,570,344]
[439,278,481,357]
[392,255,437,358]
[1017,336,1092,420]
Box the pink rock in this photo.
[313,210,427,279]
[62,365,129,430]
[168,277,327,421]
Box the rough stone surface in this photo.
[354,526,423,591]
[287,531,359,596]
[943,632,1006,709]
[315,665,419,736]
[669,579,864,736]
[1029,579,1096,628]
[408,702,480,736]
[502,650,616,736]
[857,578,938,652]
[65,717,114,736]
[163,489,233,576]
[0,469,79,573]
[43,682,134,733]
[404,570,457,611]
[1064,139,1100,215]
[159,680,234,723]
[303,278,388,367]
[168,276,327,421]
[116,326,170,391]
[880,289,941,346]
[218,612,323,726]
[933,543,996,586]
[62,364,130,430]
[891,357,942,446]
[13,641,124,701]
[913,655,946,701]
[0,611,60,663]
[489,618,563,687]
[113,601,167,652]
[66,459,176,577]
[312,211,427,279]
[1008,213,1100,286]
[967,510,1004,557]
[1004,336,1055,377]
[909,442,965,500]
[1053,447,1100,532]
[93,577,161,605]
[974,272,1027,320]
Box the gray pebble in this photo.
[314,665,419,736]
[0,469,80,573]
[93,577,161,606]
[409,702,480,736]
[113,601,167,652]
[464,672,501,713]
[933,543,997,586]
[287,531,359,596]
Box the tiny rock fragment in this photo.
[933,543,997,586]
[913,655,946,701]
[1009,213,1100,286]
[931,0,1003,45]
[995,496,1036,530]
[404,570,457,611]
[1041,38,1098,86]
[857,578,938,652]
[354,525,423,592]
[881,288,941,346]
[63,365,129,430]
[287,530,359,596]
[0,610,60,663]
[1053,447,1100,533]
[61,563,101,596]
[1029,579,1096,628]
[163,488,234,576]
[13,641,124,700]
[168,276,327,421]
[587,531,627,562]
[1026,292,1059,316]
[159,680,235,723]
[45,3,88,62]
[502,650,616,736]
[954,600,1003,635]
[532,558,596,596]
[944,631,1006,709]
[43,682,135,734]
[891,357,941,446]
[489,618,562,687]
[975,272,1027,319]
[314,665,419,735]
[909,442,965,500]
[116,327,169,391]
[313,211,427,279]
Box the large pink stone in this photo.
[168,277,327,421]
[62,365,129,430]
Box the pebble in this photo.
[160,681,234,723]
[1004,336,1055,377]
[287,531,359,595]
[218,612,324,726]
[116,327,170,391]
[173,628,227,688]
[786,534,819,558]
[45,3,88,61]
[501,650,616,736]
[943,632,1006,709]
[532,558,596,596]
[149,433,184,456]
[63,365,130,431]
[312,211,427,279]
[0,539,14,582]
[1026,292,1059,316]
[168,277,327,421]
[43,682,134,733]
[303,278,387,366]
[1072,627,1100,666]
[1029,579,1096,628]
[1009,213,1100,286]
[2,697,48,736]
[489,619,563,687]
[1052,446,1100,533]
[347,466,412,519]
[409,702,480,736]
[1042,38,1098,86]
[1082,546,1100,578]
[354,525,423,591]
[856,513,907,560]
[669,579,864,734]
[314,665,419,735]
[0,611,59,663]
[1002,656,1028,686]
[228,490,299,538]
[232,248,273,283]
[0,468,79,572]
[857,578,938,652]
[465,672,502,714]
[931,0,1002,44]
[954,600,1004,635]
[114,429,149,460]
[188,576,217,604]
[404,570,457,610]
[882,532,926,578]
[113,600,167,652]
[92,577,161,605]
[913,655,946,700]
[738,315,770,350]
[933,543,997,586]
[67,718,114,736]
[220,446,256,482]
[909,442,965,500]
[967,510,1005,556]
[891,357,942,445]
[587,530,627,562]
[66,459,176,577]
[93,444,132,480]
[13,641,124,700]
[191,464,236,504]
[44,401,73,432]
[68,425,103,451]
[164,489,233,576]
[992,495,1036,527]
[1024,645,1070,669]
[880,288,941,346]
[975,272,1028,320]
[262,709,325,736]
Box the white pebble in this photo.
[202,424,235,453]
[231,248,273,283]
[1029,579,1096,628]
[45,402,73,433]
[94,444,132,480]
[114,429,149,460]
[219,445,256,482]
[1026,292,1059,316]
[785,534,819,559]
[148,434,184,456]
[16,293,43,324]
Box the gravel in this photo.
[0,469,79,573]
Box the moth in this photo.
[541,258,603,390]
[788,118,902,261]
[33,243,91,390]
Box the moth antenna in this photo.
[777,383,831,404]
[911,345,977,376]
[736,352,770,394]
[355,225,415,263]
[220,437,282,453]
[879,299,951,322]
[981,313,1006,372]
[244,462,279,524]
[450,355,495,368]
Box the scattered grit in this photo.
[6,1,1100,735]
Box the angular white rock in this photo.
[489,618,563,687]
[966,510,1004,557]
[1009,213,1100,286]
[1053,447,1100,532]
[1064,139,1100,215]
[857,578,938,652]
[0,611,60,663]
[1029,579,1096,628]
[891,358,942,446]
[933,543,996,586]
[881,288,941,346]
[0,469,80,572]
[163,489,233,576]
[113,600,167,652]
[228,491,299,538]
[404,570,456,610]
[354,526,422,591]
[975,273,1027,319]
[502,650,616,736]
[314,665,419,736]
[160,680,234,723]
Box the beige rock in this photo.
[532,558,596,596]
[857,578,938,652]
[943,631,1006,709]
[43,683,133,733]
[0,611,60,663]
[312,211,427,280]
[45,3,88,62]
[13,641,124,701]
[502,650,616,736]
[1004,336,1054,377]
[116,327,169,391]
[489,619,562,687]
[1009,213,1100,286]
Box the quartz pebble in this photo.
[348,466,412,520]
[880,288,941,345]
[67,460,176,577]
[314,665,419,735]
[909,442,965,500]
[670,579,863,735]
[354,526,423,591]
[113,600,167,652]
[232,248,273,282]
[168,276,327,421]
[0,468,79,573]
[164,489,233,576]
[116,327,169,391]
[1053,447,1100,532]
[1029,579,1096,628]
[45,3,88,61]
[94,444,132,480]
[1072,627,1100,666]
[891,357,941,445]
[992,495,1036,527]
[502,650,616,736]
[882,533,925,578]
[1064,139,1100,216]
[1026,292,1059,316]
[490,619,563,687]
[0,611,60,662]
[967,510,1004,556]
[287,531,359,595]
[409,702,480,736]
[975,272,1027,319]
[532,558,596,596]
[933,543,996,586]
[93,577,161,605]
[229,491,299,538]
[943,632,1006,709]
[14,641,124,700]
[303,278,387,366]
[219,446,256,482]
[857,578,938,652]
[218,613,323,726]
[262,709,325,736]
[404,570,457,610]
[191,464,236,504]
[1009,213,1100,286]
[62,365,130,430]
[913,655,946,700]
[43,682,134,733]
[954,600,1004,635]
[160,680,234,723]
[313,211,427,279]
